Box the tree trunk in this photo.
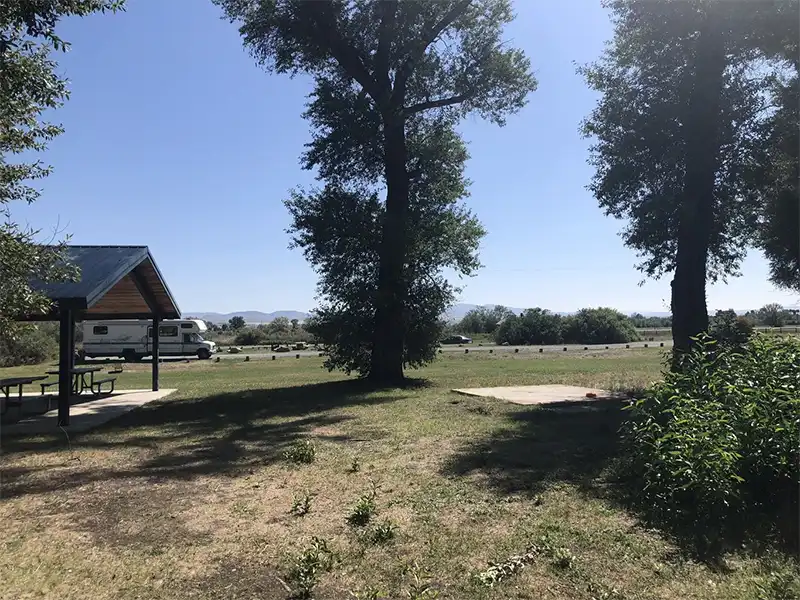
[370,117,408,384]
[671,8,727,359]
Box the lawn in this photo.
[1,349,796,599]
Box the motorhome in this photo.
[82,319,217,361]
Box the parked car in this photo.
[441,335,473,344]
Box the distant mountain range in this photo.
[187,304,673,324]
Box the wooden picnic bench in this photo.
[1,376,48,416]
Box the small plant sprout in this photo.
[283,439,316,464]
[346,489,377,527]
[290,492,315,517]
[286,537,335,598]
[404,561,439,599]
[551,546,576,570]
[369,519,397,544]
[349,456,361,473]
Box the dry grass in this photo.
[1,349,797,599]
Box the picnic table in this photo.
[45,365,104,395]
[0,376,48,416]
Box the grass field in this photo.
[1,350,797,600]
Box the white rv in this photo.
[82,319,217,361]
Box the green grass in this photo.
[1,349,797,599]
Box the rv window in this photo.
[183,333,192,343]
[149,326,179,338]
[180,323,194,329]
[160,326,178,337]
[93,326,108,335]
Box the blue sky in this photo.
[12,0,798,314]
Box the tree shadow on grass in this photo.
[442,397,626,497]
[1,378,412,500]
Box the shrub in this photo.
[621,335,800,551]
[368,519,397,544]
[0,325,58,367]
[346,487,377,527]
[234,328,267,346]
[290,492,315,517]
[493,308,563,345]
[562,307,639,344]
[283,440,316,464]
[709,309,753,347]
[286,537,335,598]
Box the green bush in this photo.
[709,309,753,347]
[0,325,58,367]
[562,307,639,344]
[621,335,800,550]
[493,308,563,345]
[234,328,267,346]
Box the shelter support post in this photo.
[58,307,75,426]
[152,315,160,391]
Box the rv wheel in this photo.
[197,348,211,360]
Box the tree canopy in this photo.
[1,1,123,336]
[216,0,535,382]
[580,0,798,355]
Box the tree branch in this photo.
[375,0,397,95]
[308,1,383,101]
[404,93,471,115]
[393,0,473,107]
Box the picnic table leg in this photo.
[17,384,23,418]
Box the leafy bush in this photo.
[0,325,58,367]
[286,537,335,598]
[234,327,267,346]
[290,492,315,517]
[621,335,800,551]
[368,519,397,544]
[709,309,753,347]
[493,308,563,345]
[283,440,316,464]
[346,487,377,527]
[562,308,639,344]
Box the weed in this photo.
[290,492,315,517]
[347,483,378,527]
[349,586,388,599]
[283,439,316,464]
[404,561,439,599]
[368,519,397,545]
[349,457,361,473]
[551,546,577,570]
[754,570,800,600]
[286,537,335,598]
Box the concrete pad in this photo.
[2,389,176,435]
[452,384,614,406]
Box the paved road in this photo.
[213,340,673,360]
[84,340,673,364]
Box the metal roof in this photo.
[28,245,181,319]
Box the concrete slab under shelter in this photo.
[452,384,618,406]
[2,389,176,436]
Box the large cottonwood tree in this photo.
[215,0,535,382]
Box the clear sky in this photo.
[11,0,799,315]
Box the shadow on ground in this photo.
[442,397,626,497]
[1,379,414,499]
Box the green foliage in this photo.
[368,519,397,545]
[233,327,266,346]
[283,440,316,464]
[493,308,563,345]
[562,308,640,345]
[621,335,800,551]
[217,0,535,382]
[346,486,377,527]
[286,537,335,598]
[457,305,513,335]
[0,324,57,367]
[290,492,314,517]
[0,2,123,334]
[403,561,440,600]
[709,309,753,347]
[289,176,484,377]
[475,545,539,587]
[757,303,792,327]
[227,316,245,330]
[629,313,672,328]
